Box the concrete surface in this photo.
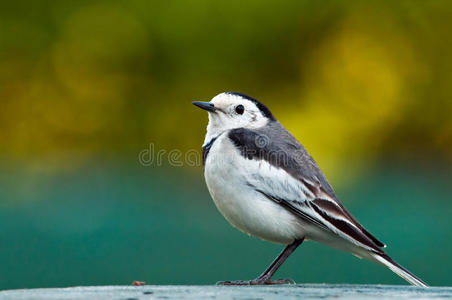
[1,284,451,299]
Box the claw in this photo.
[284,278,296,284]
[216,278,296,285]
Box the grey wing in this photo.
[229,123,385,253]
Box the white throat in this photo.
[203,114,269,146]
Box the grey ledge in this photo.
[1,284,451,300]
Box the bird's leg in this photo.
[252,238,304,284]
[218,238,304,285]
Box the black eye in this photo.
[235,105,244,115]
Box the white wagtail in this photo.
[192,92,427,287]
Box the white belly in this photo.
[204,135,305,244]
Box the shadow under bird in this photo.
[192,92,427,287]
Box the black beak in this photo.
[192,101,217,113]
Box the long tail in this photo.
[373,253,428,287]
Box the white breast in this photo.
[203,133,306,244]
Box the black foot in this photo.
[217,278,295,285]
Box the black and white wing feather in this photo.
[228,122,386,254]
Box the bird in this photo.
[192,92,428,287]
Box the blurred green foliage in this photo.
[1,1,451,173]
[0,0,451,289]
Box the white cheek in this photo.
[245,113,268,129]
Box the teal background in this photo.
[0,160,450,289]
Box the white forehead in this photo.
[210,92,255,109]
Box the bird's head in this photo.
[193,92,275,139]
